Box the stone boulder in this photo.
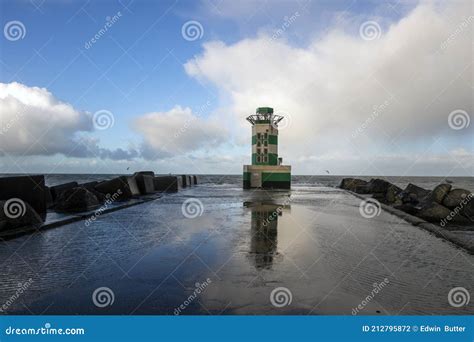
[372,192,387,203]
[339,178,368,192]
[401,193,418,205]
[0,200,43,232]
[354,185,371,194]
[399,183,430,205]
[442,189,472,209]
[366,178,393,194]
[461,195,474,222]
[394,203,420,216]
[385,184,403,204]
[417,202,451,223]
[417,202,470,225]
[55,187,101,212]
[426,183,451,204]
[94,176,140,201]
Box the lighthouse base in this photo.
[243,165,291,189]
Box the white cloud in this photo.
[0,82,92,155]
[133,105,228,159]
[0,82,137,160]
[184,1,473,175]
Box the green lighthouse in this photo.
[243,107,291,189]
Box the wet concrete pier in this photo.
[0,183,472,315]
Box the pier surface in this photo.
[1,183,472,315]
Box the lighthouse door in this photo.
[251,172,262,188]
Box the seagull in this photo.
[325,170,330,174]
[126,167,130,171]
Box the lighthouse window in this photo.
[257,133,261,139]
[264,148,267,155]
[264,133,268,139]
[257,148,261,154]
[256,156,261,162]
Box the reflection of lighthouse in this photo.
[249,203,282,269]
[243,107,291,189]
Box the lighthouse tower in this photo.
[243,107,291,189]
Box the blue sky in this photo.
[0,0,472,176]
[1,0,408,128]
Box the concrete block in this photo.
[153,176,180,192]
[95,176,140,200]
[134,174,155,195]
[181,175,188,187]
[50,182,79,202]
[80,181,99,189]
[44,187,53,209]
[187,175,193,186]
[55,187,101,213]
[78,182,107,202]
[0,200,43,232]
[0,175,48,213]
[193,175,197,185]
[134,171,155,177]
